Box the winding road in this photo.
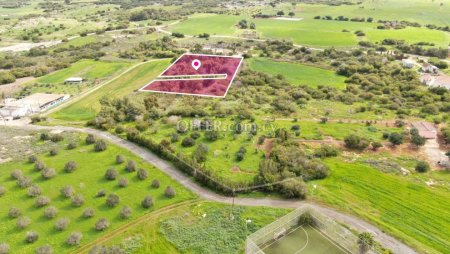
[7,124,417,254]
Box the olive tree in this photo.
[118,178,128,188]
[55,218,70,231]
[64,161,77,173]
[27,185,41,197]
[35,245,53,254]
[41,168,56,179]
[60,185,74,198]
[35,196,51,207]
[137,168,148,180]
[82,207,95,218]
[25,231,39,243]
[44,206,58,219]
[0,243,10,254]
[94,218,110,231]
[17,216,31,229]
[71,194,85,207]
[104,168,118,180]
[106,194,120,207]
[119,206,132,219]
[8,207,21,218]
[141,195,154,208]
[164,186,176,198]
[67,232,83,246]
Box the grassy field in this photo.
[0,133,195,254]
[169,13,241,36]
[365,27,450,47]
[91,202,289,254]
[310,158,450,254]
[50,59,170,121]
[246,58,347,89]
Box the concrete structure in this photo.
[0,93,69,118]
[420,73,450,89]
[64,77,83,84]
[402,59,415,68]
[410,122,437,139]
[421,63,439,73]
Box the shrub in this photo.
[0,186,5,197]
[17,176,32,188]
[141,195,154,208]
[25,231,39,243]
[164,186,176,198]
[28,155,38,163]
[41,168,56,179]
[60,185,74,198]
[55,218,70,231]
[49,148,58,156]
[82,207,95,218]
[280,179,308,199]
[35,245,53,254]
[116,155,125,164]
[415,161,430,173]
[64,161,77,173]
[106,194,120,207]
[40,133,50,141]
[44,206,58,219]
[388,132,404,146]
[94,218,110,231]
[190,132,201,139]
[119,206,132,219]
[17,216,31,229]
[50,134,64,143]
[314,145,339,158]
[35,196,51,207]
[27,185,41,197]
[137,168,148,180]
[171,133,179,143]
[344,134,369,150]
[181,137,195,147]
[96,189,106,197]
[34,161,46,171]
[8,207,21,218]
[151,179,160,188]
[205,131,219,141]
[94,140,107,152]
[86,134,96,144]
[118,177,128,188]
[125,160,136,172]
[71,194,85,207]
[105,168,118,180]
[0,243,9,254]
[371,142,383,150]
[66,232,83,246]
[67,143,77,150]
[11,169,23,179]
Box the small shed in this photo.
[64,77,83,84]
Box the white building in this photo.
[402,59,415,68]
[0,93,70,118]
[421,63,439,74]
[64,77,83,84]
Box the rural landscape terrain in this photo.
[0,0,449,253]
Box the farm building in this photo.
[421,63,439,74]
[402,59,415,68]
[410,122,437,139]
[64,77,83,84]
[0,93,69,118]
[420,74,450,89]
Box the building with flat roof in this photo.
[64,77,83,84]
[0,93,69,118]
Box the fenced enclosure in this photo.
[246,204,373,254]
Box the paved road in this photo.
[11,124,417,254]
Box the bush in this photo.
[71,194,85,207]
[280,179,308,199]
[34,161,46,171]
[11,169,23,179]
[55,218,70,231]
[344,134,369,150]
[106,194,120,207]
[86,134,96,144]
[60,185,75,198]
[164,186,176,198]
[105,168,118,180]
[0,243,9,254]
[371,142,383,150]
[35,245,53,254]
[17,176,32,188]
[0,186,5,197]
[94,218,110,231]
[388,132,404,146]
[314,145,340,158]
[96,189,106,197]
[40,133,50,141]
[67,143,77,150]
[44,206,58,219]
[415,161,430,173]
[116,155,125,164]
[137,168,148,180]
[205,131,219,141]
[82,207,95,218]
[41,168,56,179]
[119,206,132,219]
[94,140,107,152]
[181,137,195,147]
[50,134,64,143]
[17,216,31,229]
[190,132,201,140]
[118,178,128,188]
[49,148,58,156]
[28,155,38,163]
[125,160,136,172]
[141,195,154,208]
[8,207,21,218]
[64,161,78,173]
[25,231,39,243]
[27,185,41,197]
[35,196,51,207]
[151,179,160,188]
[66,232,83,246]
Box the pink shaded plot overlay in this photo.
[140,54,243,97]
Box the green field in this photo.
[310,158,450,254]
[50,59,170,121]
[261,226,347,254]
[170,13,241,36]
[247,58,347,89]
[0,133,195,253]
[365,27,450,47]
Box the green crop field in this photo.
[247,58,347,89]
[365,27,450,47]
[310,158,450,254]
[0,133,195,254]
[169,13,241,36]
[50,59,170,121]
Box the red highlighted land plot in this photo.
[139,54,243,97]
